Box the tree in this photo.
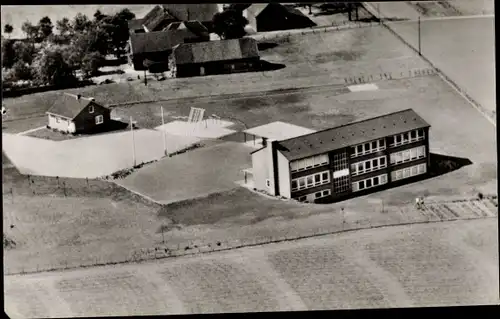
[37,16,54,41]
[72,13,93,33]
[32,46,76,87]
[11,61,34,81]
[56,17,72,36]
[21,21,39,43]
[13,40,36,65]
[1,39,16,68]
[3,24,13,38]
[71,26,110,58]
[212,9,249,40]
[80,51,105,78]
[96,8,135,58]
[93,9,107,22]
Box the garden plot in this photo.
[4,219,497,317]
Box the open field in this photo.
[388,16,495,117]
[5,218,498,317]
[4,70,497,273]
[2,24,429,124]
[1,5,154,39]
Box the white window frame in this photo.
[290,154,329,173]
[391,163,427,181]
[351,139,386,158]
[351,156,387,176]
[95,115,104,125]
[291,170,330,192]
[352,174,388,193]
[55,116,60,123]
[314,188,331,200]
[89,105,95,114]
[390,129,425,147]
[390,146,426,165]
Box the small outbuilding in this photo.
[170,37,260,78]
[46,93,111,134]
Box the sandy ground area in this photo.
[2,129,201,178]
[4,218,498,317]
[116,141,253,204]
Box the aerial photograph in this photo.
[2,1,497,317]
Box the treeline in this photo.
[2,9,135,90]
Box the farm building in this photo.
[249,109,431,203]
[170,37,260,78]
[46,93,111,134]
[229,3,317,33]
[131,4,220,33]
[127,22,210,71]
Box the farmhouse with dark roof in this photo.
[250,109,431,203]
[46,93,111,134]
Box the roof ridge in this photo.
[278,108,417,144]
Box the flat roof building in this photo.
[250,109,431,203]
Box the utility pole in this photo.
[130,116,136,167]
[161,106,167,156]
[418,16,421,56]
[377,3,381,24]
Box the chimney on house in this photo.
[76,94,82,100]
[262,137,267,147]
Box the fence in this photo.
[362,2,496,126]
[4,194,496,276]
[342,67,437,85]
[253,19,380,42]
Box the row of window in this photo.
[297,189,332,202]
[352,174,388,192]
[351,139,386,158]
[388,129,425,147]
[391,163,427,181]
[290,154,329,172]
[333,175,350,193]
[55,115,103,125]
[291,171,330,192]
[390,146,426,165]
[351,156,387,176]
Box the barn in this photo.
[46,93,111,134]
[170,37,260,78]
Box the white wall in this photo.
[48,114,71,132]
[251,148,269,192]
[277,150,291,198]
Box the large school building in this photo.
[250,109,431,203]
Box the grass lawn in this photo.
[2,24,428,125]
[5,219,497,316]
[389,17,495,116]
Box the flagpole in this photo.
[161,106,167,156]
[130,116,136,166]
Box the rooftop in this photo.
[278,109,431,161]
[244,121,316,141]
[173,37,259,65]
[46,93,104,120]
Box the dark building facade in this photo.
[170,37,260,78]
[127,23,210,71]
[251,109,431,203]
